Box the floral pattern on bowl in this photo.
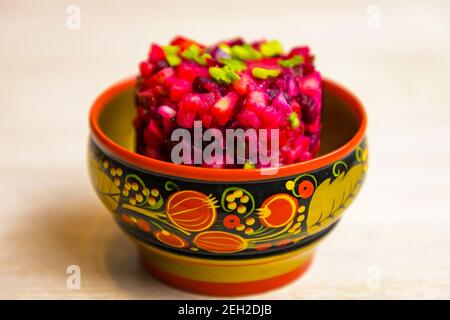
[89,139,368,258]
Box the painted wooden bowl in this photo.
[88,77,368,296]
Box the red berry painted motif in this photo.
[298,180,314,199]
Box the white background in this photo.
[0,0,449,298]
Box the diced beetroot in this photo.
[171,36,203,50]
[193,76,215,93]
[152,60,169,73]
[157,106,177,133]
[309,134,320,154]
[296,135,311,150]
[291,100,301,114]
[136,89,155,110]
[179,93,202,113]
[278,129,289,147]
[298,71,321,97]
[281,148,296,164]
[237,109,262,129]
[177,62,209,82]
[144,119,164,148]
[158,105,177,120]
[272,93,292,115]
[299,151,313,161]
[211,92,238,126]
[200,113,214,128]
[133,106,148,130]
[232,73,255,95]
[305,118,321,133]
[169,78,191,102]
[150,67,175,87]
[161,117,175,133]
[143,84,167,97]
[245,91,268,114]
[259,106,285,129]
[287,77,298,97]
[222,37,245,47]
[247,57,279,70]
[139,61,154,77]
[149,44,166,63]
[299,94,318,124]
[288,46,313,64]
[176,110,196,128]
[197,93,216,114]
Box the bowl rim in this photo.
[89,77,367,182]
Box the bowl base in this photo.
[135,240,315,296]
[141,255,313,296]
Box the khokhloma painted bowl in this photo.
[88,77,368,296]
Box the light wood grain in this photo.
[0,0,449,299]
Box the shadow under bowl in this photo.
[88,77,368,296]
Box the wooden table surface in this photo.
[1,0,449,299]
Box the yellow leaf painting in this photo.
[306,163,364,235]
[89,156,120,212]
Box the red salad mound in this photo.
[134,37,322,168]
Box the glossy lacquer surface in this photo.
[89,138,367,259]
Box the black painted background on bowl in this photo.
[90,138,367,259]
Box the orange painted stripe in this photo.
[141,255,313,296]
[90,77,367,182]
